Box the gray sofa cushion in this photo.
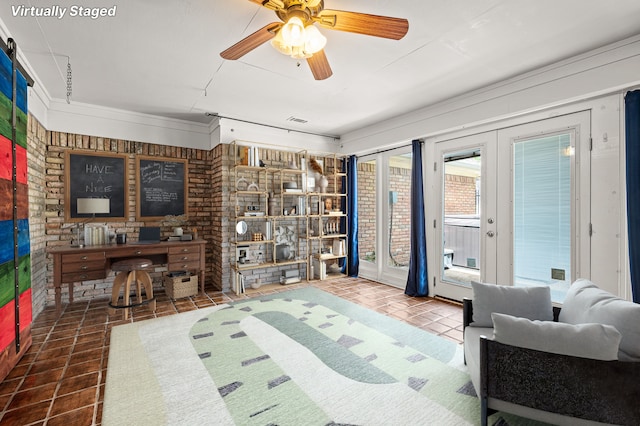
[463,325,493,395]
[470,281,553,327]
[492,312,621,361]
[559,279,640,361]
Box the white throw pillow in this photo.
[492,313,621,361]
[559,279,640,361]
[470,281,553,327]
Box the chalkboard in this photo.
[136,156,187,220]
[65,151,128,221]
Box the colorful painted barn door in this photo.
[0,41,32,382]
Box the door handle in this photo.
[487,231,495,237]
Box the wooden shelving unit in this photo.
[230,142,348,294]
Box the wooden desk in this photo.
[48,239,206,313]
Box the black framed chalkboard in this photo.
[136,156,187,220]
[65,151,128,221]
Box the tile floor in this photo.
[0,277,463,426]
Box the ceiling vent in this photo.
[286,116,308,124]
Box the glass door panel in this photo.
[442,151,481,286]
[496,111,590,303]
[357,148,413,288]
[387,153,412,269]
[434,132,497,301]
[513,133,572,298]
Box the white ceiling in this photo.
[3,0,640,138]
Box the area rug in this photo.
[103,287,540,425]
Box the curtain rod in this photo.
[2,38,35,87]
[208,113,341,141]
[356,139,423,158]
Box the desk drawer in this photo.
[114,246,167,257]
[168,245,200,255]
[62,269,106,283]
[168,252,200,263]
[61,260,106,274]
[168,260,201,271]
[61,252,105,263]
[62,266,107,283]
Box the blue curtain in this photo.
[626,90,640,303]
[405,140,429,296]
[346,155,359,276]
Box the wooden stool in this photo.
[109,258,156,319]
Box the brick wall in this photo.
[357,162,376,261]
[389,166,411,266]
[43,132,216,304]
[31,132,349,303]
[444,174,477,215]
[27,114,48,318]
[356,162,412,267]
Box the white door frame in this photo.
[427,111,591,301]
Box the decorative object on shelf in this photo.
[309,157,323,174]
[318,175,329,193]
[236,221,248,235]
[236,177,248,191]
[252,232,263,241]
[325,198,333,211]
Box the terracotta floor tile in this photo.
[29,356,68,375]
[0,278,463,425]
[69,348,103,366]
[0,400,51,426]
[6,382,57,410]
[21,368,64,389]
[57,372,100,397]
[64,359,102,379]
[49,388,97,417]
[47,405,95,426]
[0,378,21,396]
[41,336,75,351]
[35,346,72,362]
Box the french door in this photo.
[433,112,590,302]
[357,147,413,288]
[434,132,497,301]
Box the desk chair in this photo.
[109,258,156,319]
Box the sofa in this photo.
[463,279,640,426]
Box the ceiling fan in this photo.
[220,0,409,80]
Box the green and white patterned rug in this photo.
[103,287,541,425]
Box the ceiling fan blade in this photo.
[247,0,285,11]
[307,50,333,80]
[315,10,409,40]
[220,22,282,60]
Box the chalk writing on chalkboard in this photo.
[136,156,187,220]
[65,151,128,221]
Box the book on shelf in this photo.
[312,257,327,280]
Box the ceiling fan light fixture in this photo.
[281,16,306,46]
[271,30,293,56]
[304,24,326,54]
